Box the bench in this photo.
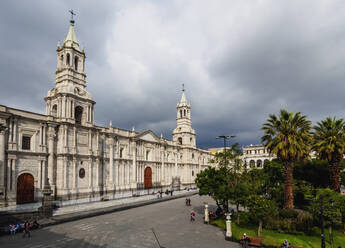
[280,245,304,248]
[247,236,262,247]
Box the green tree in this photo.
[310,188,341,245]
[293,159,331,189]
[313,117,345,192]
[196,143,246,213]
[195,166,224,209]
[246,195,277,237]
[262,109,312,209]
[230,179,250,224]
[262,160,285,207]
[335,194,345,234]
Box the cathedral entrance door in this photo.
[17,173,35,204]
[144,167,152,189]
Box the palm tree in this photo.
[262,109,312,209]
[313,117,345,192]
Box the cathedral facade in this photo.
[0,19,213,207]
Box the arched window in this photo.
[60,55,64,67]
[120,148,124,158]
[75,106,83,124]
[146,150,150,160]
[178,137,182,145]
[51,104,57,117]
[257,160,262,168]
[190,137,192,143]
[184,109,186,116]
[249,160,255,167]
[180,110,183,118]
[74,56,79,71]
[66,53,70,66]
[192,153,194,159]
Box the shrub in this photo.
[296,211,313,233]
[279,218,296,233]
[279,209,298,219]
[236,211,251,225]
[264,216,280,231]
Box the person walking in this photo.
[190,210,195,222]
[22,221,31,238]
[9,224,15,236]
[240,233,250,248]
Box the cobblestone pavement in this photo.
[0,195,240,248]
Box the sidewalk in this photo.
[53,189,196,216]
[1,189,198,234]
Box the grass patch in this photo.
[212,218,345,248]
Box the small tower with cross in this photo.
[172,85,196,147]
[45,11,95,127]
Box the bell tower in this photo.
[172,85,196,147]
[45,12,95,126]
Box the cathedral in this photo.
[0,18,213,207]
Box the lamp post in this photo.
[204,203,209,224]
[320,194,325,248]
[330,199,334,245]
[225,212,232,241]
[216,135,236,152]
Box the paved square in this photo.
[0,195,240,248]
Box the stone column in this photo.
[131,140,137,188]
[63,158,67,189]
[174,153,178,180]
[161,150,165,186]
[88,158,93,188]
[42,160,47,189]
[0,126,6,194]
[204,204,209,224]
[72,158,77,189]
[109,137,114,185]
[62,95,66,118]
[225,213,232,241]
[13,119,17,146]
[95,158,100,188]
[47,124,56,192]
[11,158,16,192]
[37,160,42,189]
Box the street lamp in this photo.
[330,199,334,245]
[204,203,209,224]
[216,135,236,152]
[225,211,233,241]
[320,194,325,248]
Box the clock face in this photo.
[79,168,85,178]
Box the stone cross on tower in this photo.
[69,9,76,20]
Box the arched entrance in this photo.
[17,173,34,204]
[144,167,152,189]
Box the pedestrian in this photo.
[160,191,163,198]
[170,190,173,196]
[32,218,40,229]
[190,210,195,222]
[283,240,290,248]
[240,233,250,248]
[22,221,31,238]
[185,198,188,206]
[9,224,15,235]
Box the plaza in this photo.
[0,195,240,248]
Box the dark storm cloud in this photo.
[2,0,345,148]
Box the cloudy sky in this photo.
[1,0,345,148]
